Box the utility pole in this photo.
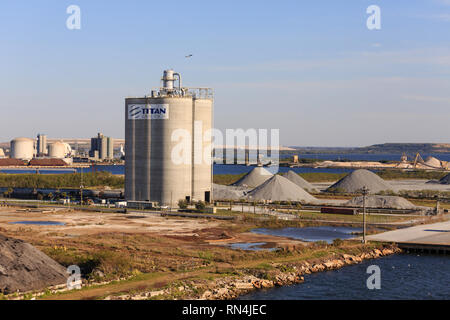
[80,167,84,206]
[362,186,369,244]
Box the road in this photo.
[367,219,450,245]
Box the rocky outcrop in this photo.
[0,235,67,294]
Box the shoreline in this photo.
[199,245,402,300]
[102,244,402,300]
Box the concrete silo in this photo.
[10,138,34,160]
[48,141,66,159]
[36,134,48,156]
[125,70,213,206]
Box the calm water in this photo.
[252,226,362,244]
[10,221,65,226]
[2,153,449,175]
[0,164,351,175]
[239,254,450,300]
[228,242,271,251]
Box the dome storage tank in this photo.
[10,138,34,160]
[125,70,213,206]
[48,141,66,159]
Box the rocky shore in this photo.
[105,245,401,300]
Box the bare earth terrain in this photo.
[0,208,303,247]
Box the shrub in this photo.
[178,199,188,209]
[195,201,206,212]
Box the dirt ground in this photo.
[0,207,304,249]
[0,205,422,300]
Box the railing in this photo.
[187,87,214,99]
[150,87,214,99]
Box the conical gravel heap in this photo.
[345,195,417,210]
[438,173,450,185]
[425,156,442,168]
[213,184,248,200]
[0,234,67,294]
[233,167,273,188]
[284,170,318,193]
[247,175,317,203]
[326,169,393,194]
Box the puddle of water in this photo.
[10,221,66,226]
[226,242,276,251]
[252,226,362,244]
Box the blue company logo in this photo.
[142,107,167,115]
[129,104,169,119]
[129,105,142,117]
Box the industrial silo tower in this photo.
[125,70,213,206]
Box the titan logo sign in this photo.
[128,104,169,120]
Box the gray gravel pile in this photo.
[345,195,417,209]
[0,234,67,294]
[213,184,249,200]
[438,173,450,185]
[233,167,273,188]
[283,171,318,192]
[247,175,317,203]
[326,169,393,194]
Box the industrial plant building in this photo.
[7,135,73,164]
[36,134,48,156]
[125,70,213,206]
[90,133,114,160]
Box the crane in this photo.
[413,152,424,168]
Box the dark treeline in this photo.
[0,172,124,189]
[213,170,448,185]
[377,170,448,181]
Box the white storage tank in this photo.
[48,141,66,159]
[10,137,34,160]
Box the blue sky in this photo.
[1,0,449,146]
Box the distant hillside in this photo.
[288,143,450,154]
[358,143,450,154]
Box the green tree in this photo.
[195,201,206,212]
[178,199,188,209]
